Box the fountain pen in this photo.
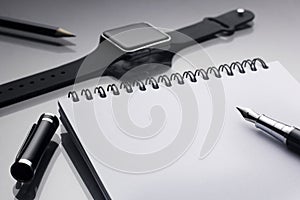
[237,107,300,155]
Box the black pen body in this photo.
[286,128,300,154]
[255,115,300,155]
[237,107,300,156]
[10,113,59,182]
[21,115,58,168]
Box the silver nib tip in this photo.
[236,106,248,118]
[236,106,260,123]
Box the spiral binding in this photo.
[68,58,268,102]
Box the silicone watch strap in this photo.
[174,9,254,46]
[0,58,84,108]
[0,9,254,109]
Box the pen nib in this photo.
[236,106,260,123]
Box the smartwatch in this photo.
[0,9,254,108]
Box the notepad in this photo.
[59,59,300,200]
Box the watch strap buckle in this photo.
[175,9,255,43]
[208,8,255,36]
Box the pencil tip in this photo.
[56,28,76,37]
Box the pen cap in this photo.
[10,113,59,182]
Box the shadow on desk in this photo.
[61,132,107,200]
[12,132,107,200]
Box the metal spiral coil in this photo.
[68,58,268,102]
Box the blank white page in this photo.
[59,61,300,200]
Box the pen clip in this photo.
[15,123,37,161]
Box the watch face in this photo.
[102,22,171,52]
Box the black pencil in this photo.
[0,16,75,38]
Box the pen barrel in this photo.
[10,113,59,182]
[22,115,58,167]
[255,115,293,143]
[286,128,300,155]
